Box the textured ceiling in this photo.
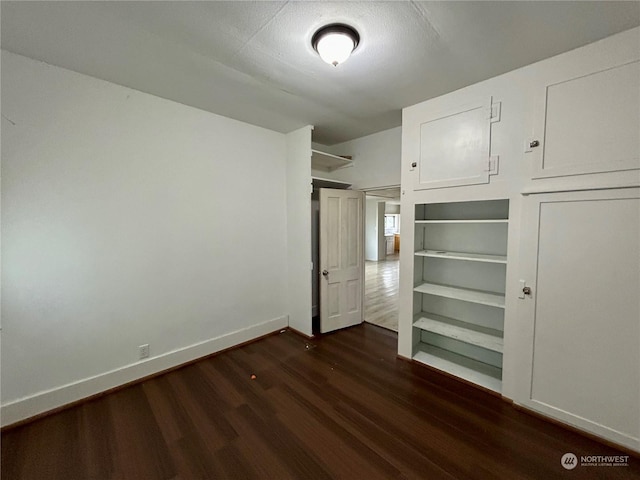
[2,1,639,144]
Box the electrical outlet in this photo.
[139,344,150,360]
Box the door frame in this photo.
[361,184,402,261]
[360,185,401,329]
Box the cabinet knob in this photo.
[529,140,540,148]
[522,286,532,295]
[322,270,329,276]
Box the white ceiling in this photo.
[2,1,638,145]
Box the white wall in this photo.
[385,204,400,214]
[377,204,387,260]
[312,126,401,190]
[1,52,290,424]
[285,126,313,336]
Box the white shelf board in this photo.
[413,313,504,353]
[415,250,507,264]
[311,149,353,172]
[413,343,502,393]
[312,176,352,189]
[415,219,508,224]
[413,282,505,308]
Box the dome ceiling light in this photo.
[311,24,360,67]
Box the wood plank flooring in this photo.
[364,254,399,331]
[3,324,639,480]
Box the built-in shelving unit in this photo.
[412,199,509,393]
[311,149,353,172]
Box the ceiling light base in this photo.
[312,24,360,67]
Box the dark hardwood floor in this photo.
[2,323,638,479]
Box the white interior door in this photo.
[319,188,364,333]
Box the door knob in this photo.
[322,270,329,276]
[522,286,532,296]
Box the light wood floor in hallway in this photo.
[364,253,399,332]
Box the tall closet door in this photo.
[518,188,639,451]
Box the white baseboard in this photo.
[1,315,288,427]
[515,399,640,453]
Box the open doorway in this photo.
[363,187,401,332]
[311,180,398,335]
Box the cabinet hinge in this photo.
[490,102,501,123]
[487,155,499,175]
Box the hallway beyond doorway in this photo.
[364,254,399,332]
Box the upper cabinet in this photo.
[407,97,501,191]
[531,60,640,179]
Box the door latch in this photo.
[519,280,532,299]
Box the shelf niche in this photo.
[412,199,509,393]
[311,149,353,172]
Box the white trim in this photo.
[1,315,288,427]
[521,182,639,196]
[517,399,639,452]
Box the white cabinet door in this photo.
[518,188,640,451]
[531,61,640,179]
[411,97,494,190]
